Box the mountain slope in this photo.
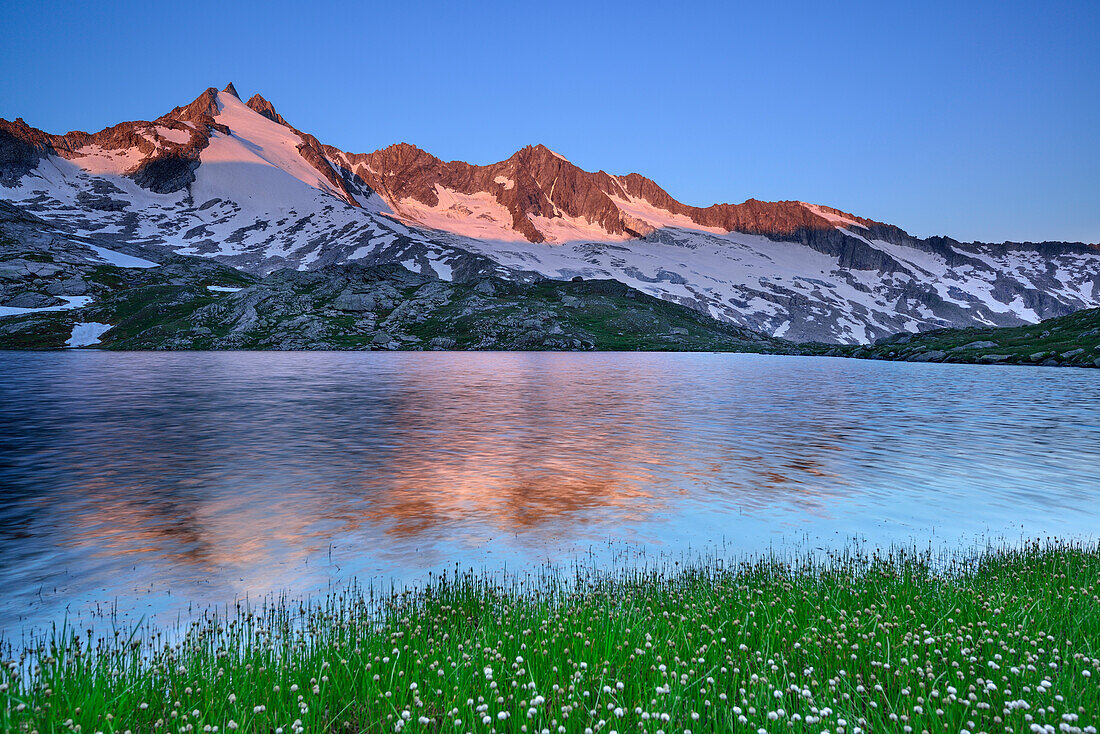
[2,83,1097,344]
[807,307,1100,368]
[0,200,782,352]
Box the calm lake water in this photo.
[1,351,1098,635]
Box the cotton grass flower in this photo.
[1,542,1097,734]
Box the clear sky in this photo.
[1,0,1097,243]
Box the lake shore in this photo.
[3,541,1097,733]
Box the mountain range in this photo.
[2,83,1098,344]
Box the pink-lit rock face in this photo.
[1,85,879,245]
[330,140,885,245]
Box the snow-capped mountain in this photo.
[2,83,1097,343]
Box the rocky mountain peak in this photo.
[375,142,441,169]
[529,143,569,160]
[161,87,222,125]
[245,93,287,126]
[222,82,241,100]
[506,144,576,172]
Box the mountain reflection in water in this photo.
[1,351,1098,633]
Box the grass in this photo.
[814,308,1100,368]
[2,542,1098,733]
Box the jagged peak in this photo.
[160,87,221,124]
[222,82,240,100]
[371,142,441,166]
[383,141,432,154]
[517,143,572,164]
[245,93,287,126]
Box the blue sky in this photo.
[1,0,1097,243]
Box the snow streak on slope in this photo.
[609,192,727,235]
[448,225,1100,343]
[86,243,159,268]
[801,203,868,230]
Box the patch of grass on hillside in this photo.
[0,252,55,264]
[3,542,1097,733]
[91,286,221,346]
[0,313,72,349]
[811,308,1100,367]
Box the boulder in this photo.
[26,262,64,277]
[520,329,549,344]
[45,277,88,296]
[333,291,375,312]
[429,336,457,350]
[956,340,998,350]
[2,291,61,308]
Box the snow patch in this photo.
[66,322,111,347]
[68,145,145,176]
[87,244,159,268]
[528,211,628,244]
[430,259,454,281]
[0,295,91,318]
[802,203,867,229]
[155,126,192,145]
[610,193,727,235]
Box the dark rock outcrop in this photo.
[246,93,287,126]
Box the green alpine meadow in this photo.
[3,542,1098,733]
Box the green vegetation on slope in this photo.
[2,196,1097,360]
[0,261,788,352]
[2,542,1098,733]
[802,308,1100,368]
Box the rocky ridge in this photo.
[1,84,1098,344]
